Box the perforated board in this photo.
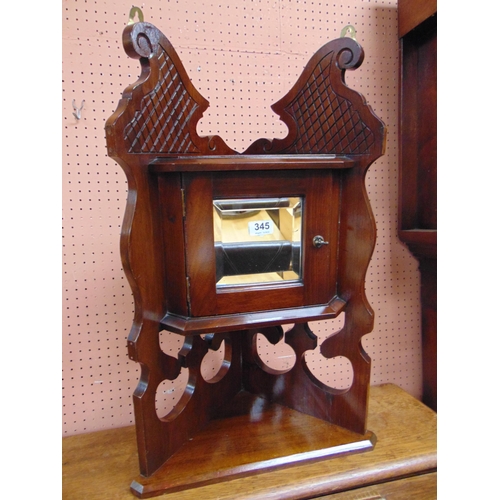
[62,0,422,436]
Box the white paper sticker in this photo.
[248,220,273,236]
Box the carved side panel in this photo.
[243,323,370,434]
[132,331,242,477]
[242,35,385,434]
[280,55,375,154]
[104,22,237,478]
[245,36,384,157]
[106,22,235,159]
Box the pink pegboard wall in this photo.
[62,0,422,436]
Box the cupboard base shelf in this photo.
[131,391,375,498]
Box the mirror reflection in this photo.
[213,197,303,286]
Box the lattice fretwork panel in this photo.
[282,53,375,154]
[124,48,202,154]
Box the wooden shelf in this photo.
[62,384,437,500]
[131,391,375,498]
[160,297,346,335]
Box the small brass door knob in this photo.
[312,235,329,248]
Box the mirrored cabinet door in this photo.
[178,169,340,318]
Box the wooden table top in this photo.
[62,384,437,499]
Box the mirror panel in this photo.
[213,197,303,286]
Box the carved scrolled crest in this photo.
[123,22,161,59]
[245,36,385,157]
[106,22,234,158]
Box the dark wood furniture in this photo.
[398,0,437,411]
[62,384,437,499]
[105,17,385,497]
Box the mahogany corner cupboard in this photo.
[105,13,386,498]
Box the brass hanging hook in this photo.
[128,6,144,25]
[340,25,357,41]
